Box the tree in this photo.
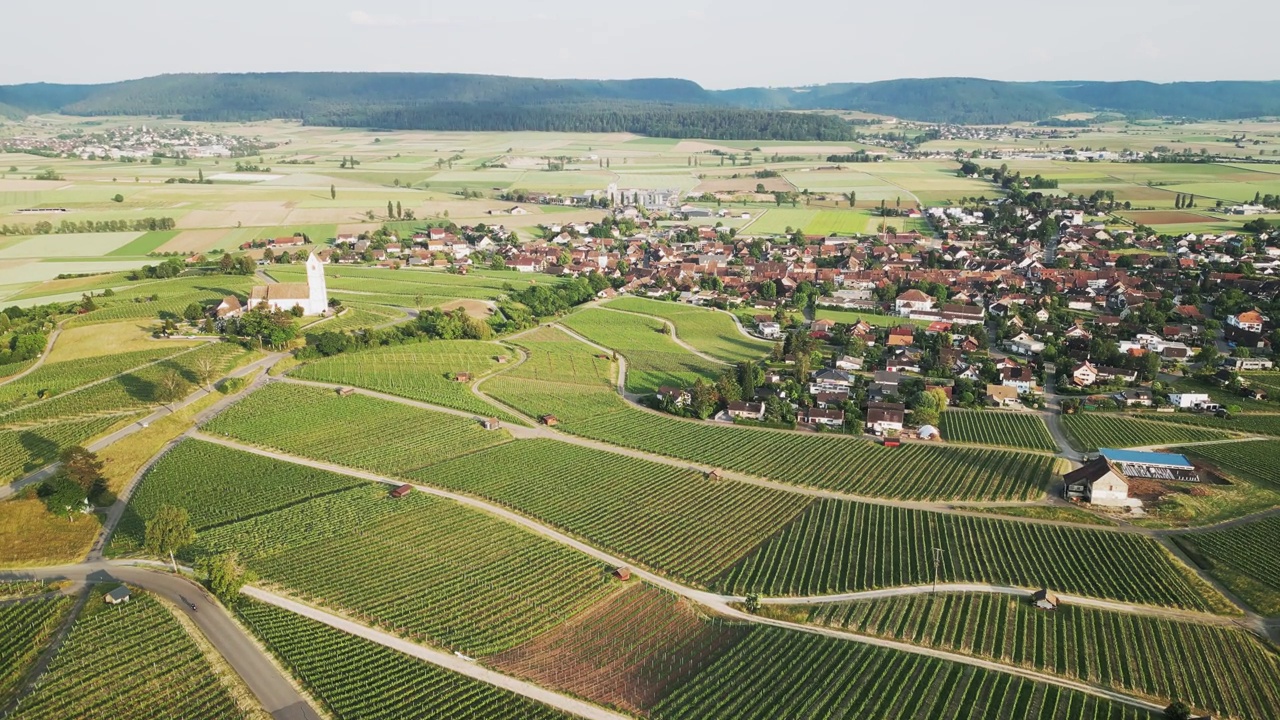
[395,200,402,218]
[197,551,255,602]
[387,200,394,218]
[193,355,218,390]
[330,184,336,200]
[689,379,717,419]
[146,504,195,572]
[1163,701,1192,720]
[182,302,203,323]
[112,194,124,203]
[59,446,105,497]
[154,370,188,407]
[198,168,204,183]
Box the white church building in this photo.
[247,252,329,316]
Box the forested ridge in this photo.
[2,72,1280,133]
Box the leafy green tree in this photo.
[112,194,124,203]
[1163,701,1192,720]
[330,184,336,200]
[59,446,106,497]
[197,551,255,602]
[182,302,203,323]
[146,504,195,571]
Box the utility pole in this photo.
[931,547,944,595]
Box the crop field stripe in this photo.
[1061,414,1235,452]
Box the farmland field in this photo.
[559,308,722,393]
[0,498,103,566]
[1176,440,1280,491]
[0,413,141,483]
[415,439,812,583]
[717,499,1230,612]
[195,484,615,655]
[109,439,367,554]
[1173,516,1280,615]
[203,382,511,476]
[652,625,1151,720]
[0,346,179,412]
[237,600,571,720]
[490,584,749,715]
[289,338,520,421]
[938,410,1058,452]
[805,592,1280,720]
[10,592,254,720]
[484,375,1055,502]
[1060,413,1236,452]
[64,275,255,327]
[0,597,74,707]
[308,303,404,333]
[602,297,773,364]
[492,325,613,387]
[1142,411,1280,438]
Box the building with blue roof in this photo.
[1098,449,1193,468]
[1097,448,1199,482]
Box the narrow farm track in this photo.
[0,325,62,388]
[241,587,631,720]
[0,584,89,718]
[0,351,282,500]
[0,563,322,720]
[184,432,1229,714]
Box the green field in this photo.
[0,346,180,413]
[10,592,254,720]
[415,439,811,584]
[1144,411,1280,438]
[717,499,1229,612]
[237,600,571,719]
[938,410,1058,452]
[559,308,723,393]
[203,382,511,476]
[196,484,615,655]
[805,592,1280,720]
[1177,440,1280,492]
[0,413,142,483]
[106,230,180,256]
[0,597,73,707]
[1061,413,1236,452]
[603,297,773,364]
[289,339,519,421]
[1173,516,1280,615]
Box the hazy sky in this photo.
[5,0,1276,88]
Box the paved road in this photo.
[0,563,320,720]
[243,587,629,720]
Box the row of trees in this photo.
[0,216,176,237]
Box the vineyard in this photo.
[937,410,1058,452]
[0,597,73,707]
[558,309,722,393]
[0,413,141,483]
[1176,439,1280,491]
[0,347,181,412]
[1145,411,1280,438]
[490,584,750,715]
[237,600,571,720]
[203,383,511,476]
[0,342,249,427]
[65,276,255,327]
[716,499,1230,612]
[497,325,613,387]
[603,297,773,364]
[196,485,616,655]
[313,304,405,333]
[109,439,367,554]
[416,439,812,583]
[1061,413,1236,452]
[1173,516,1280,615]
[651,625,1151,720]
[10,592,253,720]
[485,378,1055,502]
[273,263,525,300]
[806,592,1280,720]
[290,338,520,421]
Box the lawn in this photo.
[0,498,101,567]
[603,296,773,364]
[559,308,723,393]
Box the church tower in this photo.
[306,252,328,315]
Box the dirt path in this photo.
[593,306,729,366]
[1126,436,1269,452]
[0,584,89,717]
[242,587,629,720]
[178,434,1180,714]
[0,325,62,388]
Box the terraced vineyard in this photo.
[806,593,1280,720]
[1176,439,1280,491]
[1061,413,1235,452]
[416,439,812,583]
[0,597,74,707]
[1173,516,1280,615]
[490,584,750,715]
[10,592,253,720]
[486,377,1055,502]
[237,600,571,720]
[938,410,1058,452]
[717,499,1230,612]
[196,485,616,655]
[652,625,1152,720]
[110,439,366,553]
[0,347,182,412]
[603,297,773,364]
[204,382,511,476]
[559,308,722,393]
[290,339,519,421]
[497,325,613,387]
[0,413,141,482]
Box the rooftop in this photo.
[1098,448,1193,469]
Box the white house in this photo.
[757,321,783,340]
[1228,310,1266,334]
[247,252,329,316]
[895,289,935,316]
[1167,392,1213,410]
[1063,458,1130,507]
[865,402,905,435]
[1007,332,1045,356]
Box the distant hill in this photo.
[2,72,1279,135]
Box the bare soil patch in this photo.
[158,229,231,254]
[695,176,795,194]
[1119,210,1214,225]
[437,299,493,318]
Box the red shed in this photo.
[389,484,413,499]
